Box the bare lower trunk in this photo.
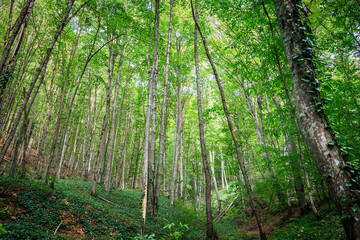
[179,111,184,199]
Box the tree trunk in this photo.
[142,0,160,221]
[193,5,218,238]
[153,0,173,211]
[120,106,131,189]
[81,68,92,179]
[191,0,266,239]
[44,64,69,183]
[170,84,181,205]
[210,150,221,213]
[273,1,360,238]
[271,94,309,215]
[91,34,115,195]
[105,47,125,192]
[179,109,184,199]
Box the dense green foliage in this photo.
[0,0,359,239]
[0,177,205,239]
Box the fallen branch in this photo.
[54,220,63,235]
[214,195,239,223]
[97,195,119,207]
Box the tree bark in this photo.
[273,1,360,238]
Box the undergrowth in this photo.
[0,177,204,239]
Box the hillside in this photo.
[0,177,204,240]
[0,176,345,240]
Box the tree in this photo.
[191,0,267,239]
[193,2,217,238]
[273,0,360,238]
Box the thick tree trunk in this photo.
[142,0,160,221]
[191,0,266,239]
[262,0,312,217]
[0,0,35,104]
[273,1,360,238]
[193,5,218,238]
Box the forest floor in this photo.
[0,176,345,240]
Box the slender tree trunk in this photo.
[273,1,360,238]
[271,94,309,215]
[142,10,154,223]
[191,1,266,238]
[179,110,184,199]
[170,84,181,205]
[105,47,125,192]
[210,150,221,213]
[65,123,80,177]
[81,68,92,179]
[91,36,114,195]
[83,87,97,180]
[153,0,173,209]
[120,107,131,189]
[193,6,217,238]
[3,0,15,49]
[44,65,69,183]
